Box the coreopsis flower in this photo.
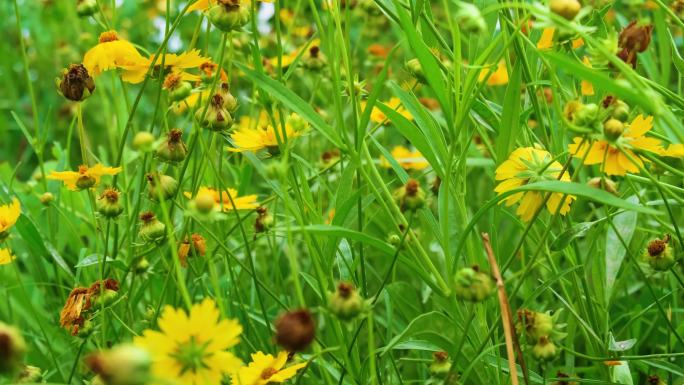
[478,61,508,86]
[0,248,15,265]
[134,298,243,385]
[380,146,429,170]
[495,147,575,222]
[231,351,307,385]
[365,97,413,123]
[537,28,584,50]
[83,31,144,77]
[663,143,684,157]
[568,115,666,176]
[0,198,20,241]
[184,187,259,212]
[48,164,122,191]
[228,113,306,153]
[121,50,209,84]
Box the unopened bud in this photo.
[138,212,166,244]
[454,265,494,302]
[393,179,426,212]
[76,0,98,17]
[328,282,365,321]
[146,173,178,201]
[40,192,54,206]
[532,336,557,361]
[207,1,251,32]
[97,188,124,218]
[517,309,554,341]
[603,118,624,141]
[156,129,188,163]
[549,0,581,20]
[132,132,156,152]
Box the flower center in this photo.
[99,31,119,43]
[260,367,278,379]
[172,336,211,374]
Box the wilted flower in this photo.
[178,233,207,266]
[59,279,120,335]
[57,64,95,101]
[274,309,315,352]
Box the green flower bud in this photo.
[163,74,192,102]
[573,103,599,128]
[196,94,233,131]
[406,58,426,83]
[454,266,495,302]
[77,174,97,190]
[156,129,188,163]
[76,0,98,17]
[138,212,166,244]
[17,365,43,384]
[454,2,486,35]
[328,282,365,321]
[387,234,401,245]
[40,192,54,206]
[0,322,26,375]
[146,173,178,201]
[429,351,452,378]
[218,82,239,113]
[97,188,124,218]
[587,177,618,195]
[207,1,250,32]
[532,336,558,361]
[393,179,426,212]
[85,344,151,385]
[132,132,156,152]
[646,375,666,385]
[603,118,624,141]
[57,64,95,102]
[549,0,581,20]
[517,309,554,341]
[610,100,630,122]
[644,234,676,271]
[134,258,150,275]
[303,46,327,71]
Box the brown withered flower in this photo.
[58,64,95,101]
[274,309,315,352]
[59,279,119,335]
[617,20,653,68]
[177,233,207,266]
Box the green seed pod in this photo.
[454,266,494,302]
[387,234,401,245]
[328,282,365,321]
[85,344,152,385]
[644,235,676,271]
[146,173,178,201]
[517,309,554,341]
[0,322,26,375]
[156,129,188,163]
[303,46,327,71]
[138,212,166,244]
[218,83,239,113]
[429,351,452,378]
[97,188,124,218]
[169,81,192,103]
[40,192,54,206]
[610,100,630,122]
[532,336,558,361]
[196,94,233,131]
[207,2,250,32]
[393,179,426,212]
[573,103,599,129]
[76,0,98,17]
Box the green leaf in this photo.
[496,61,522,163]
[234,62,344,149]
[15,214,74,279]
[550,221,598,251]
[605,195,638,303]
[379,311,455,355]
[610,361,633,385]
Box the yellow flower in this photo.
[231,351,307,385]
[0,198,20,240]
[365,97,414,124]
[0,248,15,265]
[663,143,684,157]
[134,298,243,385]
[381,146,429,170]
[478,61,508,86]
[121,49,209,84]
[184,187,259,211]
[228,114,305,153]
[568,115,665,176]
[581,57,594,96]
[537,27,555,50]
[48,164,121,191]
[495,147,575,222]
[83,31,145,76]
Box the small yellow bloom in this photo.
[187,0,273,12]
[365,97,414,124]
[48,164,121,191]
[184,187,259,211]
[0,198,20,240]
[121,49,209,84]
[537,27,555,50]
[663,143,684,157]
[83,31,145,76]
[231,351,307,385]
[478,61,508,86]
[581,57,594,96]
[572,37,585,49]
[568,115,664,176]
[134,298,243,385]
[495,147,575,222]
[0,248,15,265]
[381,146,429,170]
[228,113,305,153]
